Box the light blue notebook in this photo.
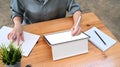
[85,27,117,51]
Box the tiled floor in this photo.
[0,0,120,41]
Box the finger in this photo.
[70,27,74,31]
[75,27,81,35]
[72,27,79,36]
[16,34,20,46]
[11,33,17,42]
[11,35,17,43]
[8,33,14,43]
[7,33,10,40]
[20,33,24,41]
[71,28,74,35]
[71,29,75,36]
[8,33,14,40]
[71,27,76,35]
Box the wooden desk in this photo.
[1,12,120,67]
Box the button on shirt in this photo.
[10,0,80,24]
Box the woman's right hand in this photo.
[8,24,24,45]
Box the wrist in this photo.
[13,16,22,27]
[14,21,21,26]
[14,23,22,29]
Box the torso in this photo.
[20,0,68,23]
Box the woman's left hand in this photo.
[71,26,81,36]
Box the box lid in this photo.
[44,30,89,46]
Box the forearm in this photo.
[73,11,82,27]
[8,16,24,45]
[12,16,22,28]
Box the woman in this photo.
[8,0,82,45]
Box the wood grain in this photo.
[1,12,120,67]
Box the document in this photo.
[85,27,117,51]
[0,26,40,56]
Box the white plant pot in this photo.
[6,62,21,67]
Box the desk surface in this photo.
[1,12,120,67]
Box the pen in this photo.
[94,30,106,45]
[74,16,81,29]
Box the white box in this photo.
[44,30,89,60]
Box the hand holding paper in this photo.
[0,26,40,56]
[7,24,24,45]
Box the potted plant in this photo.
[0,42,22,67]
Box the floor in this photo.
[0,0,120,41]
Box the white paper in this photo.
[85,27,117,51]
[44,31,89,45]
[44,30,89,60]
[0,26,40,56]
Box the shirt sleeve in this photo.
[67,0,81,15]
[10,0,24,22]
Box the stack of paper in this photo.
[0,26,40,56]
[85,27,117,51]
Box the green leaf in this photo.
[0,42,22,65]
